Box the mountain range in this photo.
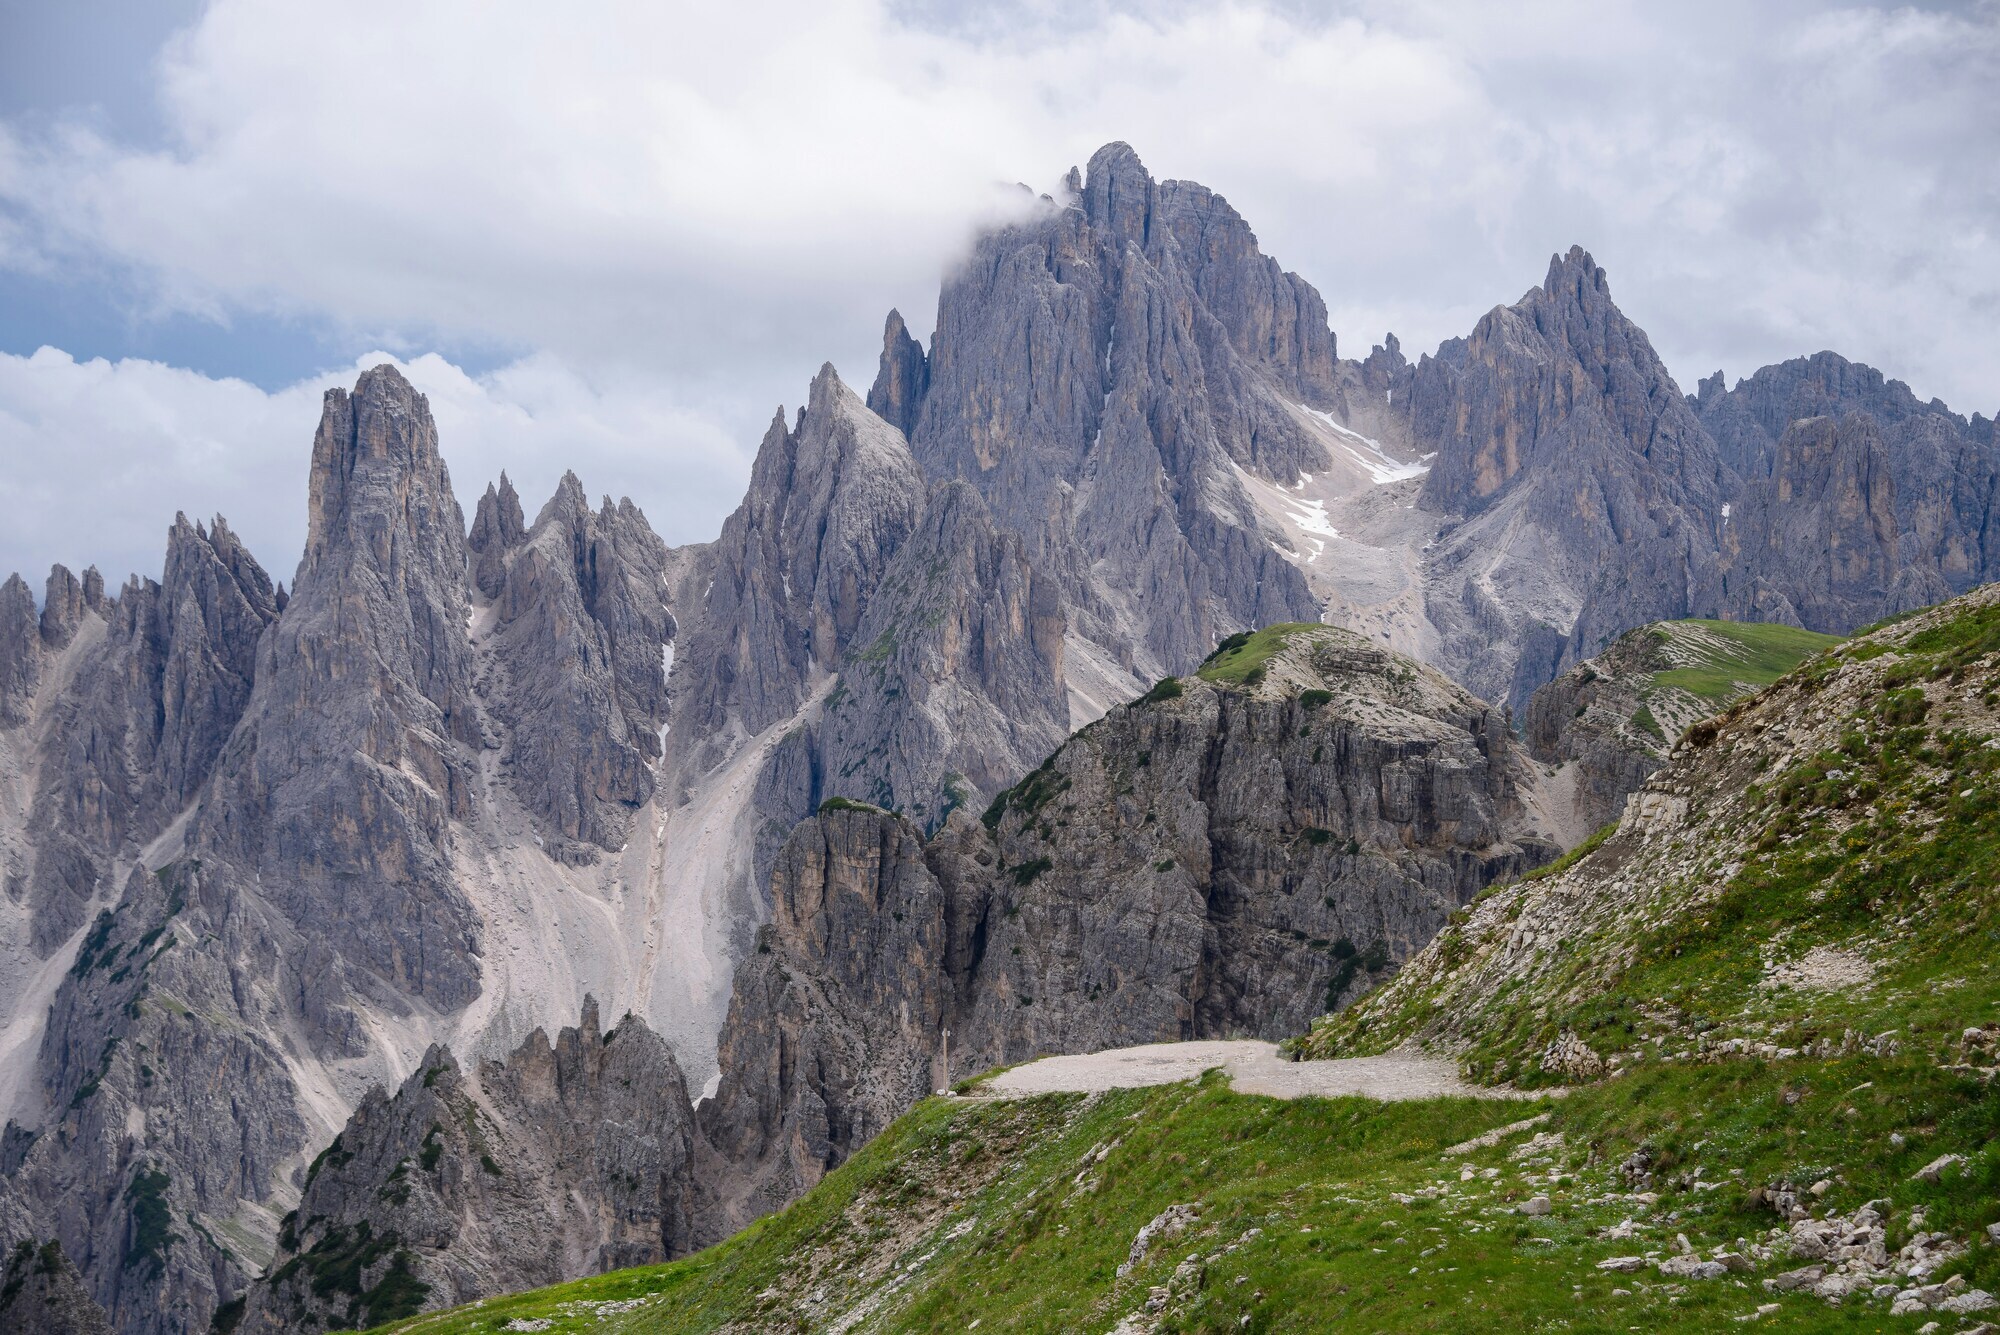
[0,142,1994,1334]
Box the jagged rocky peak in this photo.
[1082,139,1156,245]
[484,470,673,858]
[238,999,698,1332]
[1153,174,1340,404]
[0,571,43,723]
[672,363,922,766]
[1417,245,1723,517]
[192,362,484,1019]
[39,564,88,649]
[468,470,527,599]
[865,308,929,441]
[811,477,1071,824]
[10,510,280,951]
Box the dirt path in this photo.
[978,1040,1545,1102]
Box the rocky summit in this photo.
[0,143,1996,1334]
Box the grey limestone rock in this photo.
[3,862,305,1335]
[0,572,41,725]
[17,515,279,952]
[702,626,1555,1231]
[466,472,526,601]
[813,480,1070,829]
[909,142,1322,675]
[237,1000,697,1333]
[482,474,671,859]
[0,1239,113,1335]
[194,364,484,1018]
[669,364,922,780]
[864,309,928,441]
[1396,247,1732,709]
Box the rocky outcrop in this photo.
[910,142,1322,673]
[481,475,673,859]
[2,861,304,1335]
[1524,618,1843,834]
[698,810,949,1237]
[813,481,1071,828]
[1720,412,1933,630]
[237,1000,697,1334]
[1699,352,2000,627]
[466,473,525,601]
[669,365,922,780]
[864,309,928,441]
[701,625,1556,1236]
[16,515,280,951]
[0,1239,113,1335]
[0,573,41,725]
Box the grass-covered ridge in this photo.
[1195,622,1332,686]
[1647,619,1845,701]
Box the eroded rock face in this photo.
[864,309,929,441]
[17,515,280,951]
[701,627,1555,1237]
[0,1239,113,1335]
[910,142,1322,672]
[0,573,42,725]
[467,473,526,601]
[196,364,484,1020]
[237,1000,697,1334]
[698,811,949,1238]
[669,365,923,781]
[1397,247,1732,710]
[2,862,305,1335]
[482,474,672,859]
[813,481,1071,829]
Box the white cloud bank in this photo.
[0,0,1996,582]
[0,347,746,585]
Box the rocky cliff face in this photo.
[698,625,1556,1238]
[13,518,280,954]
[236,1000,696,1334]
[909,143,1324,674]
[0,1239,112,1335]
[197,365,485,1024]
[480,474,673,861]
[1699,353,1999,628]
[1389,247,1732,709]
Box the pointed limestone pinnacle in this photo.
[866,308,929,441]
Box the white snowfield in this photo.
[977,1040,1544,1102]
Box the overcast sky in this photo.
[2,0,1995,589]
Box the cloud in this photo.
[0,0,1996,582]
[0,347,747,587]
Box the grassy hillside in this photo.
[1647,620,1845,701]
[360,1055,1996,1334]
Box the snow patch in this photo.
[1296,404,1429,484]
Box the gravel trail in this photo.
[978,1040,1545,1102]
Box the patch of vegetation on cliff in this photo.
[1647,619,1843,701]
[1195,622,1327,685]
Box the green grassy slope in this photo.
[1648,620,1845,701]
[361,1056,1996,1334]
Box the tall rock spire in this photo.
[865,309,929,441]
[196,363,483,1017]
